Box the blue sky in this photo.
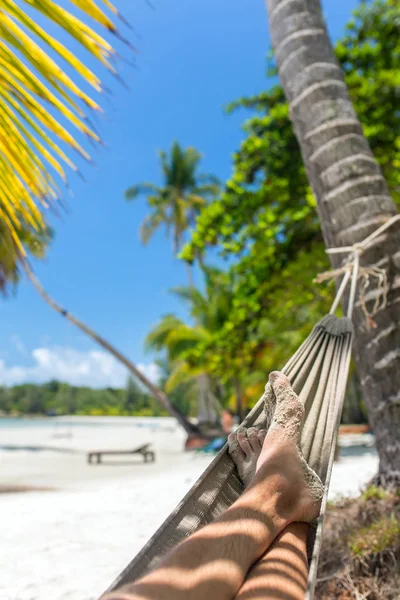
[0,0,359,388]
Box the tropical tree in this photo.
[146,267,276,421]
[145,269,228,420]
[126,142,221,423]
[264,0,400,486]
[125,141,220,284]
[155,358,200,418]
[146,262,330,421]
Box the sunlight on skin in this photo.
[236,522,309,600]
[107,495,286,600]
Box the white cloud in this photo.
[0,346,160,389]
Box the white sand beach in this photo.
[0,417,378,600]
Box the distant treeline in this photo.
[0,377,170,417]
[0,372,368,423]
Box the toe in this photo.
[247,427,261,452]
[269,370,291,389]
[269,372,304,420]
[269,371,304,445]
[236,428,252,458]
[257,429,267,447]
[228,432,242,457]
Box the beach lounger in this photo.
[87,444,155,464]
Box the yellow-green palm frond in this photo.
[0,216,49,292]
[0,0,128,285]
[164,324,211,362]
[165,361,203,394]
[146,314,212,362]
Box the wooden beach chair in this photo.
[87,443,155,465]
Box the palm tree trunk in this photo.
[186,260,213,426]
[265,0,400,486]
[22,260,201,438]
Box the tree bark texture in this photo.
[22,261,200,437]
[265,0,400,484]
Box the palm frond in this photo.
[170,285,209,316]
[0,217,49,293]
[192,184,220,198]
[126,141,219,255]
[197,173,221,186]
[165,324,211,361]
[0,0,127,288]
[166,361,202,393]
[140,210,168,245]
[145,315,184,352]
[186,194,207,208]
[125,183,160,200]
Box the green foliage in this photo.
[126,141,220,253]
[146,268,232,393]
[0,219,50,293]
[184,0,400,263]
[155,359,199,417]
[349,514,400,556]
[362,485,391,502]
[0,378,169,417]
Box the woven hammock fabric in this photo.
[106,314,353,599]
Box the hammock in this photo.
[105,218,399,599]
[106,314,353,599]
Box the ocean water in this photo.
[0,416,174,429]
[0,415,181,456]
[0,417,63,429]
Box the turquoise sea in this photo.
[0,417,63,429]
[0,416,171,430]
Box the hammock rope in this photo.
[105,215,399,600]
[316,213,400,326]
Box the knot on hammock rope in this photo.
[352,242,365,254]
[315,262,388,328]
[314,214,400,327]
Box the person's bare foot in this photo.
[229,371,324,525]
[228,427,267,486]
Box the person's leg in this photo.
[234,522,309,600]
[230,372,315,600]
[102,372,322,600]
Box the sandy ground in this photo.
[0,417,378,600]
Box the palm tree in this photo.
[265,0,400,486]
[146,267,247,421]
[125,141,220,284]
[126,143,221,424]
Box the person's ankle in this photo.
[236,474,295,532]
